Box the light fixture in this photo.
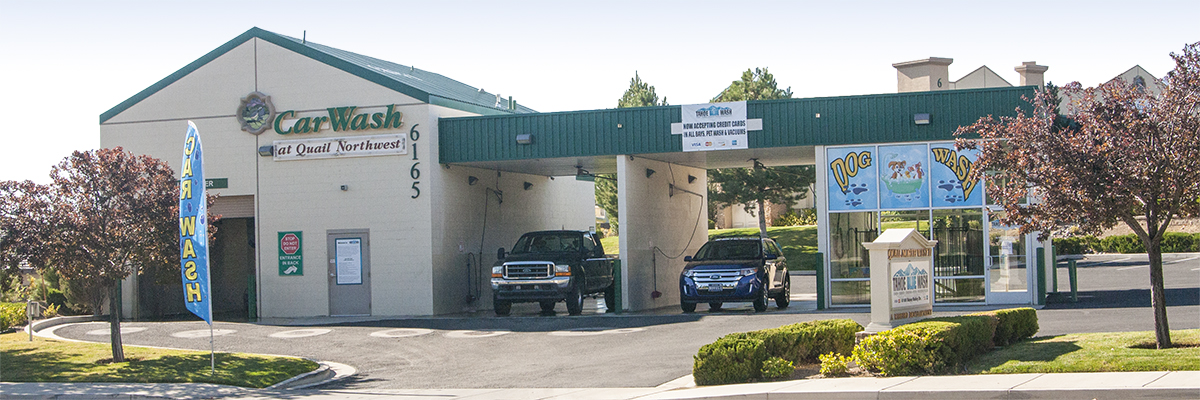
[687,175,697,184]
[340,185,349,191]
[523,182,533,190]
[516,134,534,145]
[914,113,931,125]
[645,168,655,178]
[468,176,479,185]
[257,145,274,157]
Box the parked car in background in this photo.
[679,237,790,313]
[492,230,615,316]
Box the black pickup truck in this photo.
[491,230,615,316]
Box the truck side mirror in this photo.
[497,247,506,260]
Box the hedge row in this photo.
[850,307,1038,376]
[0,302,27,332]
[693,319,862,385]
[1054,233,1200,255]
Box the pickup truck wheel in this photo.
[604,284,616,312]
[681,302,696,313]
[775,274,791,309]
[753,285,768,312]
[565,281,584,316]
[494,299,512,316]
[707,302,723,311]
[539,301,556,313]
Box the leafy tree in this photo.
[11,148,217,361]
[709,67,806,237]
[594,174,618,232]
[711,67,792,102]
[954,42,1200,349]
[618,72,668,108]
[709,162,815,238]
[0,180,53,294]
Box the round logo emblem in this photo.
[237,92,276,135]
[280,233,300,255]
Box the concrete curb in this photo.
[27,314,103,334]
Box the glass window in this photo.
[693,240,762,261]
[934,278,985,302]
[832,281,870,305]
[880,210,931,238]
[932,209,985,277]
[829,212,878,279]
[989,213,1028,293]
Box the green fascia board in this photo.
[437,86,1034,164]
[101,27,532,124]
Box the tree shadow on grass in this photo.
[967,336,1082,372]
[1,346,93,382]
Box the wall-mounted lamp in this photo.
[914,113,931,125]
[523,182,533,190]
[516,133,534,145]
[645,168,656,178]
[257,145,274,157]
[468,176,479,186]
[687,175,697,184]
[340,185,349,191]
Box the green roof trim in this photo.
[438,86,1035,163]
[100,27,535,124]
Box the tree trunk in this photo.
[757,198,768,239]
[108,284,125,362]
[1146,238,1172,349]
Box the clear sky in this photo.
[2,0,1196,182]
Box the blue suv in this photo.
[679,237,790,313]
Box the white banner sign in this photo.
[274,134,406,161]
[679,101,748,152]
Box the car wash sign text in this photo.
[273,104,404,135]
[179,122,212,324]
[679,101,748,152]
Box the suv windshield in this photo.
[692,240,762,261]
[511,233,583,254]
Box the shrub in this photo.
[760,357,794,380]
[693,338,767,386]
[1,302,27,331]
[1053,236,1098,255]
[1099,235,1145,254]
[1161,232,1198,253]
[910,315,999,366]
[970,307,1038,346]
[818,352,850,376]
[721,319,862,364]
[43,303,61,318]
[853,329,941,376]
[772,209,817,227]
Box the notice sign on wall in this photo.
[335,238,363,285]
[274,133,407,161]
[679,101,747,152]
[278,232,303,276]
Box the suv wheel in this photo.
[775,274,791,309]
[753,285,768,312]
[604,284,616,312]
[565,280,584,316]
[494,298,512,316]
[708,302,723,311]
[681,302,696,313]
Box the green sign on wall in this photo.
[278,231,302,276]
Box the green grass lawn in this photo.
[0,332,318,388]
[600,225,820,270]
[967,329,1200,374]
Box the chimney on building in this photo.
[1015,62,1049,87]
[893,57,953,93]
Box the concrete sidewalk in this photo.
[3,371,1198,399]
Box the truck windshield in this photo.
[692,240,761,261]
[511,233,583,254]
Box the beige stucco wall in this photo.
[617,157,707,311]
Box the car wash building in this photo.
[103,28,1053,319]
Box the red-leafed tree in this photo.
[955,42,1200,349]
[0,181,54,292]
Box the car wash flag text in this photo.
[180,121,212,324]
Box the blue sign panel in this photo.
[929,144,983,207]
[878,144,929,209]
[826,146,877,211]
[179,121,212,324]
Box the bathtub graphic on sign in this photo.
[826,146,877,211]
[930,145,982,207]
[878,144,929,209]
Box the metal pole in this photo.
[815,252,826,310]
[1050,245,1058,293]
[210,324,215,376]
[1035,247,1045,305]
[1069,259,1078,303]
[613,259,622,314]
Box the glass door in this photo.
[987,211,1032,304]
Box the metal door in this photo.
[328,230,370,316]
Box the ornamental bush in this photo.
[1053,236,1098,255]
[969,307,1038,346]
[721,318,862,364]
[760,357,794,380]
[1099,234,1144,253]
[693,338,767,386]
[0,302,27,332]
[818,352,850,376]
[1161,232,1198,253]
[853,314,999,376]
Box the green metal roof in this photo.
[100,27,536,124]
[438,86,1034,166]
